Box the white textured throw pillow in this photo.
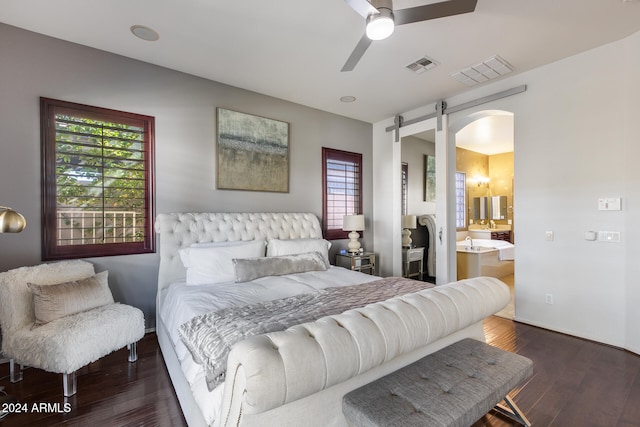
[179,240,267,285]
[267,238,331,266]
[27,270,114,325]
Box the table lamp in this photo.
[401,214,417,248]
[343,214,365,254]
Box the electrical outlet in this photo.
[545,294,554,305]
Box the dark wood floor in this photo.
[474,317,640,427]
[1,317,639,426]
[0,334,186,426]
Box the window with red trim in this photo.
[322,147,363,240]
[40,97,155,260]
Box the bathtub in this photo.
[456,238,514,279]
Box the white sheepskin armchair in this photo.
[0,260,145,396]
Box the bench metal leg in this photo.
[494,395,532,427]
[63,371,77,397]
[9,359,22,383]
[127,342,138,362]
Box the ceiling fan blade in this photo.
[394,0,477,26]
[341,34,373,72]
[343,0,378,18]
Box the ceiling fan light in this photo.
[366,9,394,41]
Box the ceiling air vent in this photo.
[451,55,514,86]
[406,56,438,74]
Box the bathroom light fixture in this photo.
[401,215,417,248]
[130,25,160,42]
[366,7,394,40]
[0,206,26,233]
[476,176,490,187]
[343,214,365,253]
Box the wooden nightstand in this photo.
[402,247,424,280]
[335,252,376,275]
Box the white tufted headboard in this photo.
[154,213,323,292]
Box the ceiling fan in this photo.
[341,0,478,72]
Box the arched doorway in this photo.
[450,110,515,319]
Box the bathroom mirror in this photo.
[491,195,508,220]
[473,197,488,221]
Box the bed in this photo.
[155,212,510,427]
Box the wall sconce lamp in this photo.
[343,214,365,254]
[476,176,490,187]
[401,214,417,248]
[0,206,26,233]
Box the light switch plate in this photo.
[598,231,621,242]
[545,231,554,241]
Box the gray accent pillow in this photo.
[27,271,114,325]
[233,252,329,283]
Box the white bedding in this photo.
[158,266,379,426]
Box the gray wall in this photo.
[0,23,373,328]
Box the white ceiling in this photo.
[456,114,514,155]
[412,113,513,155]
[1,0,639,123]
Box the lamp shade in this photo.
[342,214,365,231]
[0,207,26,233]
[401,214,417,229]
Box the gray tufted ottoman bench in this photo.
[343,338,533,427]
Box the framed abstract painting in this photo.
[216,108,289,192]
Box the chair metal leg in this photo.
[63,371,77,397]
[127,342,138,362]
[494,395,532,427]
[9,359,22,383]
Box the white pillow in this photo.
[179,240,266,285]
[267,238,331,266]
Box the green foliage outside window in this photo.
[54,114,147,245]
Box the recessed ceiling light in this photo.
[130,25,159,42]
[340,96,356,103]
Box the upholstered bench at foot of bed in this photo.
[342,338,533,427]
